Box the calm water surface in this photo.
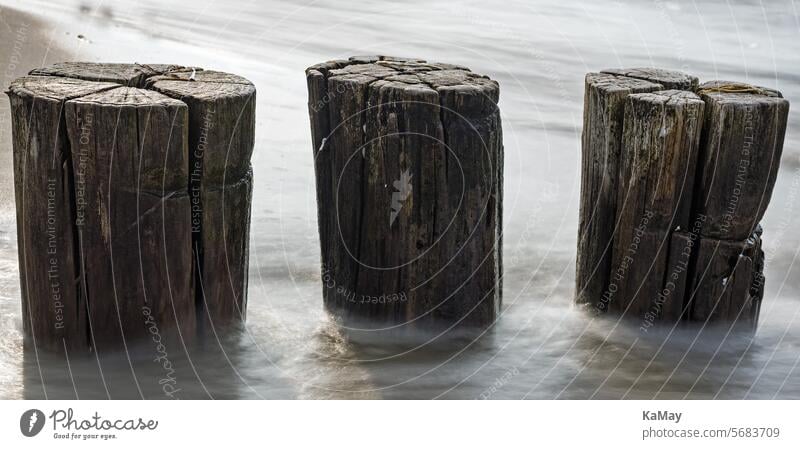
[0,0,798,399]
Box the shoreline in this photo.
[0,6,72,399]
[0,6,72,226]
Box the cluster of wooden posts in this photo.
[7,58,790,352]
[576,68,789,330]
[7,63,255,352]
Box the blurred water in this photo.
[0,0,798,399]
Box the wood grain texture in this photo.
[577,69,786,331]
[7,62,256,351]
[30,62,189,88]
[64,87,193,350]
[306,56,502,329]
[608,90,704,318]
[147,70,256,332]
[694,81,789,240]
[688,230,763,329]
[576,73,663,307]
[6,76,119,352]
[658,231,695,323]
[601,68,699,91]
[197,170,252,331]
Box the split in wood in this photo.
[7,63,255,353]
[306,56,502,330]
[576,68,788,331]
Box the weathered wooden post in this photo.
[576,72,664,309]
[686,81,789,328]
[306,56,502,329]
[64,86,194,350]
[29,62,187,87]
[576,69,789,331]
[147,70,256,333]
[7,63,255,352]
[692,82,787,240]
[7,75,119,352]
[609,90,704,320]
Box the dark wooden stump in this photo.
[575,72,664,307]
[684,81,789,328]
[306,56,502,329]
[577,69,789,332]
[64,86,194,351]
[7,76,119,352]
[7,63,255,352]
[147,70,256,333]
[693,81,789,240]
[607,90,704,319]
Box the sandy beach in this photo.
[0,7,71,225]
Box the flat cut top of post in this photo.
[309,55,499,102]
[147,70,251,85]
[585,72,663,94]
[601,68,699,91]
[9,62,254,183]
[697,80,786,104]
[13,63,254,102]
[29,62,189,87]
[7,75,119,101]
[145,70,255,100]
[67,86,187,108]
[628,89,704,107]
[347,55,428,64]
[307,55,465,75]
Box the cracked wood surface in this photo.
[694,81,789,240]
[64,87,193,349]
[6,62,255,351]
[577,69,787,330]
[688,228,764,330]
[575,72,664,308]
[306,55,502,329]
[608,90,704,320]
[30,62,189,87]
[601,68,699,91]
[148,69,255,332]
[7,75,118,352]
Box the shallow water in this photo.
[0,0,798,399]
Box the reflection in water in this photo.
[0,0,798,399]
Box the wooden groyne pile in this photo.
[576,68,789,330]
[7,63,255,352]
[306,56,503,329]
